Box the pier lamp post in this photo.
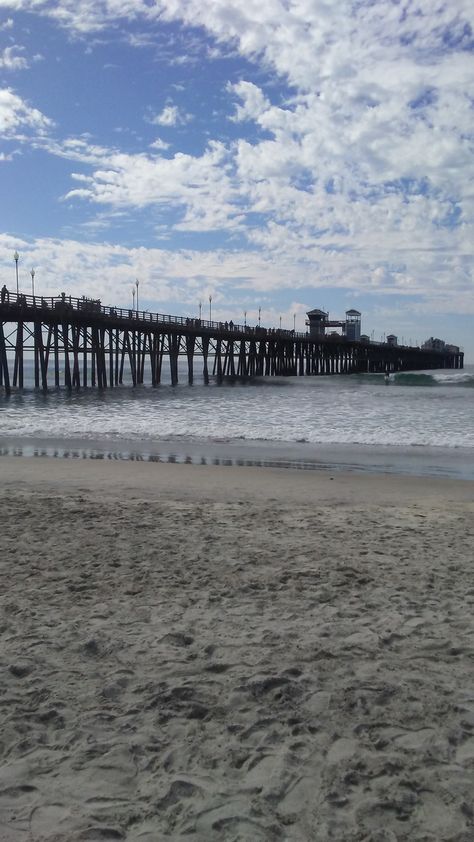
[258,306,261,327]
[198,301,202,320]
[135,279,139,312]
[293,312,296,332]
[209,294,212,322]
[132,286,135,310]
[13,250,19,294]
[30,268,35,297]
[279,315,282,329]
[244,310,247,327]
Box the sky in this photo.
[0,0,473,357]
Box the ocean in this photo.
[1,364,473,480]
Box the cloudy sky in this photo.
[0,0,473,356]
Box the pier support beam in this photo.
[13,321,24,388]
[186,335,195,384]
[169,333,179,385]
[0,322,11,394]
[202,336,210,384]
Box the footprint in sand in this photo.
[456,736,474,762]
[327,737,359,763]
[393,728,434,751]
[29,804,71,839]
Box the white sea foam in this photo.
[1,366,474,451]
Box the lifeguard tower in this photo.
[345,309,361,341]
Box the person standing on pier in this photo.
[1,285,8,303]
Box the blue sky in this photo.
[0,0,473,357]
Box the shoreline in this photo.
[1,433,474,481]
[1,453,473,505]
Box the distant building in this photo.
[345,309,361,341]
[422,338,461,355]
[422,337,445,352]
[306,307,363,340]
[360,334,370,343]
[387,334,398,346]
[306,308,328,338]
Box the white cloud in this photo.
[0,231,472,332]
[229,80,269,122]
[151,104,179,126]
[49,136,241,232]
[0,45,29,70]
[0,87,53,135]
[149,104,190,127]
[0,231,295,307]
[149,136,170,151]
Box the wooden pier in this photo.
[0,291,464,393]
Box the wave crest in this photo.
[392,371,474,387]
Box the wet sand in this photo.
[2,434,474,480]
[1,457,474,841]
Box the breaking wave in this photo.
[391,371,474,387]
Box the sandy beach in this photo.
[1,456,474,841]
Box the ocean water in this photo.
[1,363,473,479]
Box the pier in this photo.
[0,291,464,393]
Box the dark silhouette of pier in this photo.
[0,290,464,393]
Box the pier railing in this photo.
[1,290,310,340]
[0,289,463,356]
